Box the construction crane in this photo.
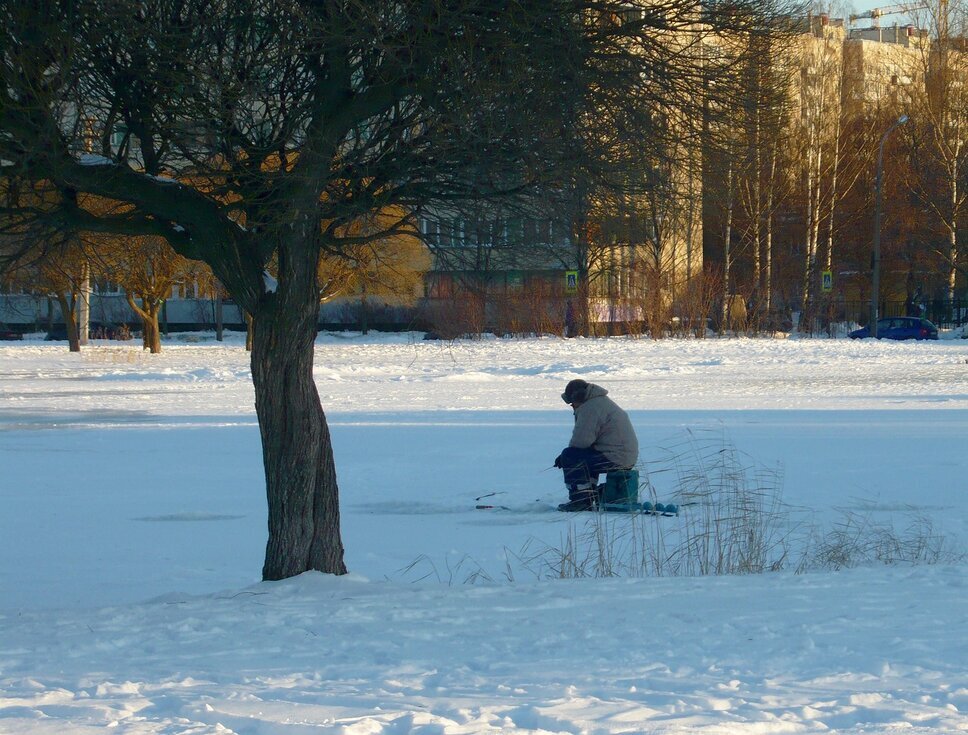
[849,3,927,27]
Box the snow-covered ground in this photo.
[1,332,967,734]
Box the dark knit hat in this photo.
[561,379,589,404]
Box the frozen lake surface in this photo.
[1,333,966,734]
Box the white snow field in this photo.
[1,332,967,734]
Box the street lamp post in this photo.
[870,114,908,338]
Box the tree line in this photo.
[704,2,967,334]
[411,2,968,338]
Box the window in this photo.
[491,219,506,247]
[428,218,464,247]
[450,219,464,247]
[538,219,552,244]
[472,221,482,246]
[176,281,198,299]
[111,125,128,149]
[420,218,439,246]
[524,218,538,245]
[427,273,453,298]
[616,7,644,25]
[507,217,523,247]
[94,279,122,295]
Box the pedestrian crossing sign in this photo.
[822,270,833,293]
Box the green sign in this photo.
[821,270,833,293]
[565,270,579,294]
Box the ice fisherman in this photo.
[554,379,639,511]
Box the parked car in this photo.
[849,317,939,340]
[0,326,23,340]
[44,325,69,341]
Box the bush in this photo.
[523,430,794,579]
[508,430,963,581]
[799,511,961,572]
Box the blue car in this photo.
[849,317,939,340]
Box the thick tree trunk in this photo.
[215,297,224,342]
[79,262,90,347]
[126,294,163,353]
[55,292,80,352]
[250,249,346,581]
[145,311,162,353]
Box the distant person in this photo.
[564,300,576,338]
[553,379,639,511]
[906,286,924,317]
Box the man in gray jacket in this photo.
[554,379,639,511]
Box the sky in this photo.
[833,1,924,27]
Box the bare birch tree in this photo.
[906,0,968,302]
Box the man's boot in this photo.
[557,484,597,512]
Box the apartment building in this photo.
[3,9,961,336]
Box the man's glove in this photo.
[553,454,564,468]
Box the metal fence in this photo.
[833,300,968,330]
[3,291,967,337]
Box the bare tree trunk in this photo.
[820,108,843,335]
[55,292,80,352]
[146,312,162,353]
[250,240,346,580]
[576,269,590,337]
[684,145,701,287]
[764,142,778,317]
[800,35,841,330]
[949,163,959,301]
[722,163,735,331]
[802,141,822,323]
[567,217,592,337]
[752,106,762,296]
[215,297,224,342]
[79,261,90,347]
[948,225,958,302]
[824,94,843,274]
[126,294,163,353]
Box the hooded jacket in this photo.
[569,383,638,469]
